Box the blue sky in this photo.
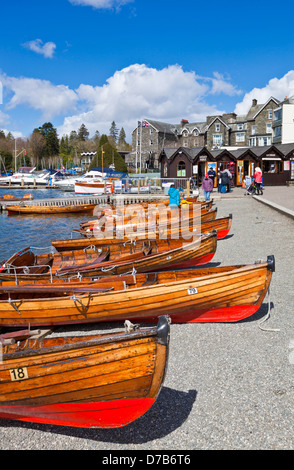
[1,0,294,142]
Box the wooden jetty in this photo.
[0,194,168,213]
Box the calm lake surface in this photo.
[0,187,94,261]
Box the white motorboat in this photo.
[74,170,110,195]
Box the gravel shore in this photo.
[1,196,294,450]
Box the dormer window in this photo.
[215,123,220,132]
[182,130,188,137]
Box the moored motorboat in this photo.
[0,256,274,327]
[0,316,170,428]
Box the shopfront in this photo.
[191,150,215,186]
[259,147,288,185]
[211,150,237,187]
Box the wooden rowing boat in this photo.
[6,202,97,214]
[51,214,232,252]
[0,316,170,428]
[76,207,218,239]
[0,194,33,202]
[0,256,274,327]
[0,232,217,281]
[79,204,215,230]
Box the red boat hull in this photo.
[216,228,230,239]
[132,304,261,324]
[0,397,155,428]
[154,252,215,272]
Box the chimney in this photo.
[181,119,189,127]
[252,99,257,107]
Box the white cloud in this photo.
[59,64,237,137]
[69,0,133,10]
[2,75,78,120]
[23,39,56,59]
[210,72,242,96]
[235,70,294,115]
[1,64,243,139]
[0,110,10,127]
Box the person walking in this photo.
[202,174,213,201]
[254,167,263,195]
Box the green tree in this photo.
[109,121,119,143]
[89,134,127,172]
[38,122,59,157]
[118,127,127,147]
[60,135,71,156]
[78,123,89,141]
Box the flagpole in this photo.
[140,119,142,175]
[136,121,139,174]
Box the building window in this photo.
[249,137,256,146]
[237,123,244,130]
[215,123,220,132]
[213,134,222,146]
[273,108,282,122]
[263,160,282,173]
[266,123,272,133]
[236,132,245,142]
[273,126,282,138]
[150,128,153,134]
[258,136,271,146]
[182,130,188,137]
[149,139,153,145]
[252,125,256,135]
[193,129,198,136]
[177,160,186,177]
[268,109,273,119]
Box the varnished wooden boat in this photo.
[0,256,274,327]
[6,202,97,214]
[80,204,215,230]
[0,194,33,202]
[51,214,232,252]
[0,316,170,428]
[0,232,217,282]
[77,207,218,238]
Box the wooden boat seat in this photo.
[56,249,111,274]
[142,272,158,286]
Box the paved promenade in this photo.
[202,184,294,219]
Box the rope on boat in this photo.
[258,287,280,332]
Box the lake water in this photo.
[0,187,93,261]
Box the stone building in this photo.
[129,96,283,171]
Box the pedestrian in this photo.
[202,174,213,201]
[217,171,222,192]
[220,170,229,193]
[168,183,181,207]
[223,168,232,192]
[208,167,216,187]
[254,167,263,195]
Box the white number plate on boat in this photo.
[9,367,29,381]
[188,287,198,295]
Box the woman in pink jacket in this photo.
[254,167,263,195]
[202,174,214,201]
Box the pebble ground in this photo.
[1,196,294,450]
